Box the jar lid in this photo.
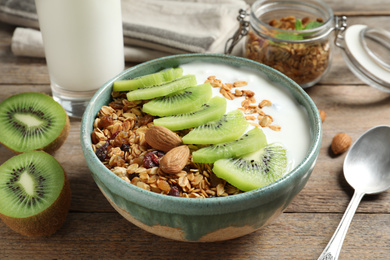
[342,24,390,92]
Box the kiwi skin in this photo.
[0,152,72,237]
[41,115,70,154]
[0,93,71,154]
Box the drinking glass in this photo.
[35,0,125,118]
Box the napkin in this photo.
[1,0,248,62]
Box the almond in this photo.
[331,133,352,155]
[318,109,326,123]
[145,125,182,152]
[159,145,190,174]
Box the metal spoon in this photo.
[318,125,390,260]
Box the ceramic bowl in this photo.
[80,53,322,242]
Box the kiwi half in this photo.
[153,96,227,131]
[142,83,212,116]
[212,143,287,191]
[0,151,71,236]
[192,127,267,163]
[113,67,183,92]
[0,92,70,154]
[182,109,249,144]
[126,74,197,101]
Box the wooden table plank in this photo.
[0,213,388,259]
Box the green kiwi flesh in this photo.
[182,109,249,144]
[113,67,183,92]
[0,151,71,236]
[142,83,212,116]
[153,96,227,131]
[192,127,267,163]
[212,143,287,191]
[126,74,197,101]
[0,92,70,153]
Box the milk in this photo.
[35,0,124,92]
[181,62,311,171]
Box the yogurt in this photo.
[181,62,311,172]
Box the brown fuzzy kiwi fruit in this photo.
[0,151,71,236]
[0,92,70,154]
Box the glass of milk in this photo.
[35,0,125,118]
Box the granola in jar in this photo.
[244,0,335,88]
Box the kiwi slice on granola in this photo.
[142,83,212,116]
[113,67,183,92]
[213,143,287,191]
[182,109,249,145]
[126,74,197,101]
[0,92,70,154]
[153,96,227,131]
[192,127,267,163]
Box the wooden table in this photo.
[0,1,389,259]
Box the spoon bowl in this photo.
[344,125,390,194]
[319,125,390,260]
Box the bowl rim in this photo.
[81,53,322,215]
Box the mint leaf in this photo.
[272,19,324,42]
[295,19,304,31]
[304,21,324,30]
[274,33,303,41]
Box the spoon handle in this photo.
[317,191,365,260]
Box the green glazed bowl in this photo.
[80,53,322,242]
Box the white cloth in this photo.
[4,0,248,62]
[11,27,172,63]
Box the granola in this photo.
[205,76,281,131]
[244,16,330,86]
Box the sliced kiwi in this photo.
[212,143,288,191]
[192,127,267,163]
[153,96,227,131]
[126,74,197,101]
[113,67,183,92]
[0,92,70,154]
[142,83,212,116]
[182,109,249,145]
[0,151,71,236]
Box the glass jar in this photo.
[244,0,335,88]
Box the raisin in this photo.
[109,100,124,110]
[98,115,113,129]
[143,150,165,169]
[95,130,120,161]
[168,186,181,197]
[143,156,154,169]
[121,144,131,152]
[96,142,109,161]
[138,114,154,126]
